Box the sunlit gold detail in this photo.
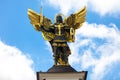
[64,6,86,43]
[52,43,67,46]
[69,28,75,42]
[65,7,86,29]
[28,9,54,41]
[42,31,55,41]
[58,25,61,36]
[54,40,67,42]
[58,58,69,65]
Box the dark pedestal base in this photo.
[47,65,77,72]
[37,65,87,80]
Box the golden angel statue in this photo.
[28,7,86,66]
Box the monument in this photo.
[28,6,87,80]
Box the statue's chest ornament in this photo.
[55,24,64,36]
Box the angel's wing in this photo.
[28,9,40,27]
[28,9,54,41]
[28,9,52,31]
[65,7,86,29]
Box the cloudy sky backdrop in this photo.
[0,0,120,80]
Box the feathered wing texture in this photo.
[28,9,54,41]
[28,9,40,30]
[65,7,86,29]
[28,9,52,30]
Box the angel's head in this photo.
[55,14,63,24]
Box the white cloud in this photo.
[46,0,120,16]
[0,41,36,80]
[69,22,120,80]
[89,0,120,16]
[47,0,87,15]
[45,41,52,54]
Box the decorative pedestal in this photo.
[37,65,87,80]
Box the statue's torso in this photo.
[53,24,68,43]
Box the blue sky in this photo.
[0,0,120,80]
